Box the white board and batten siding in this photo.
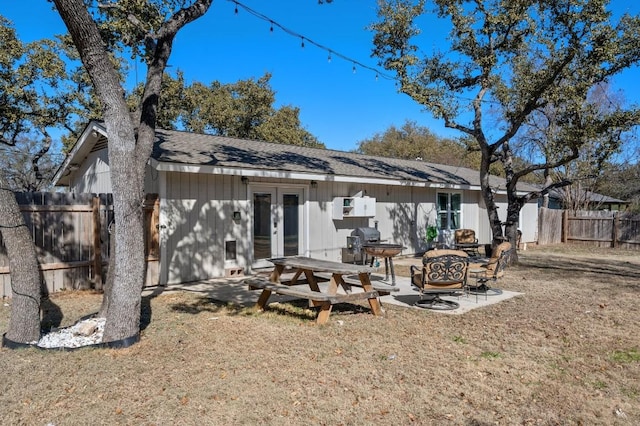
[68,149,160,195]
[159,171,246,284]
[67,157,539,285]
[519,202,538,243]
[68,148,112,193]
[374,184,429,253]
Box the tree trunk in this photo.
[98,221,116,318]
[504,202,522,264]
[477,144,504,246]
[101,139,147,342]
[53,0,213,344]
[0,176,42,343]
[503,145,522,264]
[542,170,552,208]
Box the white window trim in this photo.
[436,191,463,231]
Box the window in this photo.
[437,192,461,230]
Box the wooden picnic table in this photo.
[246,256,384,324]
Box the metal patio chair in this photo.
[410,249,469,310]
[468,242,511,300]
[454,228,480,257]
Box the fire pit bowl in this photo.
[361,243,406,285]
[362,243,405,257]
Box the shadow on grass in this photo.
[168,295,372,323]
[40,296,64,333]
[169,295,247,317]
[262,299,373,322]
[140,287,170,331]
[515,254,640,298]
[518,256,640,281]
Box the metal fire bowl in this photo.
[362,243,405,257]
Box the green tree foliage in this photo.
[0,17,70,144]
[1,16,108,153]
[128,72,324,147]
[371,0,640,255]
[356,119,486,169]
[254,104,324,148]
[51,0,216,343]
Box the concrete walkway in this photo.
[145,269,523,315]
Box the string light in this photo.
[227,0,392,81]
[227,0,512,100]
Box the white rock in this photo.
[38,317,106,349]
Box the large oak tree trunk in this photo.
[54,0,145,343]
[98,221,116,318]
[0,176,41,343]
[102,150,147,341]
[54,0,212,344]
[477,143,505,246]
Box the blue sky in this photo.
[2,0,639,152]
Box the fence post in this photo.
[612,212,619,249]
[92,196,103,290]
[562,210,568,243]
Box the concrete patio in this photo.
[145,259,523,315]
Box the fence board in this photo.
[538,207,563,244]
[538,207,640,249]
[0,192,159,298]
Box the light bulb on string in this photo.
[228,1,396,86]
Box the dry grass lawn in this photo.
[1,244,639,425]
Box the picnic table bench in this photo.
[246,256,385,324]
[313,272,400,296]
[246,277,379,304]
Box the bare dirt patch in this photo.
[1,245,639,425]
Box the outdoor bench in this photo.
[247,256,384,324]
[313,272,400,296]
[246,277,379,304]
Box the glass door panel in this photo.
[251,186,305,267]
[283,193,300,256]
[253,192,273,260]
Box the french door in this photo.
[251,186,305,268]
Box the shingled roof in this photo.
[56,121,534,192]
[151,128,494,188]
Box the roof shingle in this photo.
[153,128,492,187]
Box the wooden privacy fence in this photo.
[538,207,640,249]
[0,192,159,299]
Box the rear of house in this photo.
[54,121,538,285]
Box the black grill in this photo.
[348,227,381,254]
[351,227,381,243]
